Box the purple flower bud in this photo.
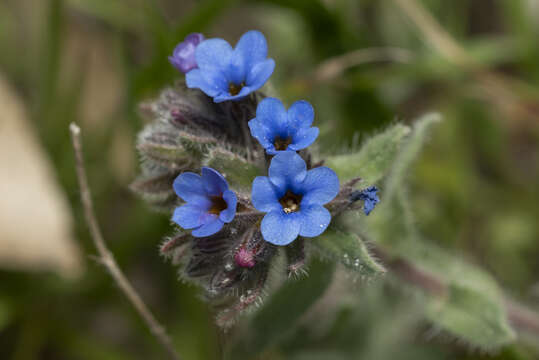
[234,247,256,268]
[169,33,205,74]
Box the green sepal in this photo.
[203,147,263,194]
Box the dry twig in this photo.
[69,123,181,360]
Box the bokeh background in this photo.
[1,0,539,359]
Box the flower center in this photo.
[209,196,228,215]
[274,136,292,151]
[228,82,245,96]
[279,190,302,214]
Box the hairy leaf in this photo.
[348,113,516,349]
[384,113,441,200]
[364,113,441,247]
[203,147,263,194]
[325,123,411,185]
[311,228,385,276]
[426,284,516,348]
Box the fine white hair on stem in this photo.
[69,123,181,360]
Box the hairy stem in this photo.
[373,246,539,338]
[69,123,181,360]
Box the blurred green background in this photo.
[1,0,539,359]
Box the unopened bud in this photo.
[234,247,256,268]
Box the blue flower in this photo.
[251,152,339,246]
[186,30,275,103]
[172,167,237,237]
[352,186,380,215]
[169,33,205,74]
[248,98,319,155]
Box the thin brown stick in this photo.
[69,123,181,360]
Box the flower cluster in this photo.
[133,29,380,326]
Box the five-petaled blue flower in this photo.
[186,30,275,103]
[248,97,319,155]
[357,186,380,215]
[251,152,339,246]
[172,167,237,237]
[169,33,205,74]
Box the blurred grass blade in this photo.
[65,0,149,31]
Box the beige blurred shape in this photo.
[0,74,83,278]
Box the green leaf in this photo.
[401,240,516,348]
[426,284,516,348]
[384,113,442,200]
[363,113,442,247]
[203,147,263,194]
[227,258,335,359]
[325,123,411,185]
[311,228,385,276]
[341,113,516,348]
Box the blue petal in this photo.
[265,146,278,155]
[268,152,307,193]
[255,97,287,136]
[233,30,268,71]
[201,167,229,196]
[298,205,331,237]
[225,57,245,86]
[299,167,340,206]
[288,127,319,151]
[186,69,219,97]
[192,217,224,237]
[186,68,229,98]
[248,117,274,149]
[260,210,301,246]
[364,199,377,215]
[213,85,252,103]
[246,59,275,90]
[287,100,314,130]
[358,186,380,215]
[194,38,232,70]
[198,67,228,95]
[213,93,233,103]
[172,204,207,229]
[220,189,237,223]
[173,172,211,206]
[251,176,283,212]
